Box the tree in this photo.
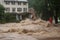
[29,0,45,17]
[29,0,60,23]
[49,0,60,24]
[0,4,5,23]
[54,0,60,24]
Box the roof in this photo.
[4,0,28,2]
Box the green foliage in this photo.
[0,4,5,12]
[29,0,60,21]
[5,13,16,23]
[0,4,5,23]
[29,0,46,17]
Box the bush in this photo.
[0,4,5,24]
[0,13,6,24]
[5,13,17,23]
[0,12,30,23]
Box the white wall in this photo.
[0,0,28,13]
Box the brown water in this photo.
[0,23,60,40]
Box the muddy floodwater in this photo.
[0,19,60,40]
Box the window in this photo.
[5,8,10,12]
[23,8,27,12]
[12,8,15,12]
[11,1,15,5]
[17,8,22,12]
[5,1,10,5]
[18,2,21,5]
[23,2,27,5]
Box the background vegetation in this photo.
[28,0,60,21]
[0,0,60,23]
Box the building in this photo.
[0,0,28,21]
[0,0,28,13]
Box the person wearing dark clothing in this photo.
[54,16,58,24]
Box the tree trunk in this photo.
[54,8,58,24]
